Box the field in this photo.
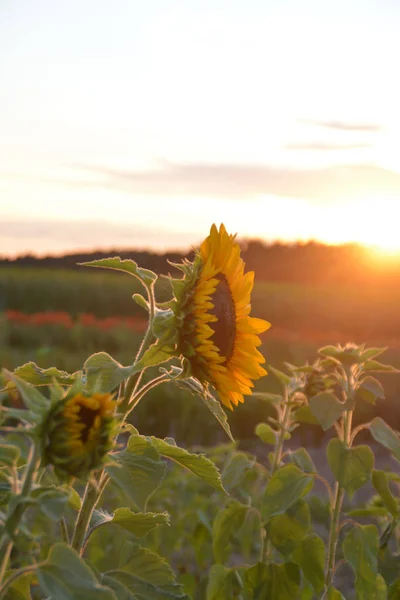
[2,265,400,598]
[1,266,400,444]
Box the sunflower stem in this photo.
[263,387,291,563]
[0,443,39,585]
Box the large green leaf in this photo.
[81,256,157,287]
[206,565,235,600]
[343,524,379,584]
[327,439,374,499]
[243,562,301,600]
[370,418,400,463]
[222,452,255,492]
[262,464,314,520]
[31,486,70,520]
[212,500,250,563]
[308,392,343,431]
[84,352,136,393]
[10,362,77,388]
[37,543,116,600]
[149,436,225,492]
[106,544,189,599]
[266,500,310,556]
[106,435,166,511]
[292,534,325,593]
[93,508,170,538]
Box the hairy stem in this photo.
[0,444,39,585]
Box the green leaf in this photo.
[243,562,301,600]
[293,405,320,425]
[292,534,325,593]
[318,345,341,358]
[3,571,34,600]
[81,256,157,287]
[136,343,175,370]
[84,352,135,393]
[251,391,282,405]
[37,543,116,600]
[106,544,189,599]
[106,435,166,511]
[93,508,170,538]
[102,575,133,600]
[268,366,292,387]
[262,464,314,520]
[0,444,21,467]
[370,418,400,463]
[308,392,343,431]
[31,487,70,520]
[12,362,77,387]
[363,360,399,373]
[372,470,399,517]
[287,448,317,473]
[150,436,225,492]
[327,439,374,499]
[327,587,346,599]
[206,565,235,600]
[212,500,249,563]
[2,370,50,415]
[255,423,276,445]
[267,500,310,556]
[222,452,255,492]
[357,376,385,405]
[360,347,387,362]
[199,389,234,442]
[343,524,379,584]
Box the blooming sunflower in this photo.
[172,224,270,410]
[42,392,116,479]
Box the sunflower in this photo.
[42,392,116,479]
[172,224,270,410]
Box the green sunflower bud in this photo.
[41,392,116,480]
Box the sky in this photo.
[1,0,400,256]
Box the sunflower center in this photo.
[210,274,236,360]
[78,405,98,444]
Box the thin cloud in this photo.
[299,119,383,132]
[0,219,199,255]
[75,161,400,201]
[285,142,371,151]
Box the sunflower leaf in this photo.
[80,256,157,287]
[37,543,116,600]
[149,436,226,493]
[84,353,136,393]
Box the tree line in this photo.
[1,240,399,286]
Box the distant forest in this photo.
[1,241,399,286]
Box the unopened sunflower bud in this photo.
[42,392,116,480]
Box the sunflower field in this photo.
[1,224,400,600]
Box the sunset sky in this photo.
[1,0,400,256]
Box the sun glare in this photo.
[339,197,400,256]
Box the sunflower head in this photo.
[42,391,116,480]
[170,224,270,410]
